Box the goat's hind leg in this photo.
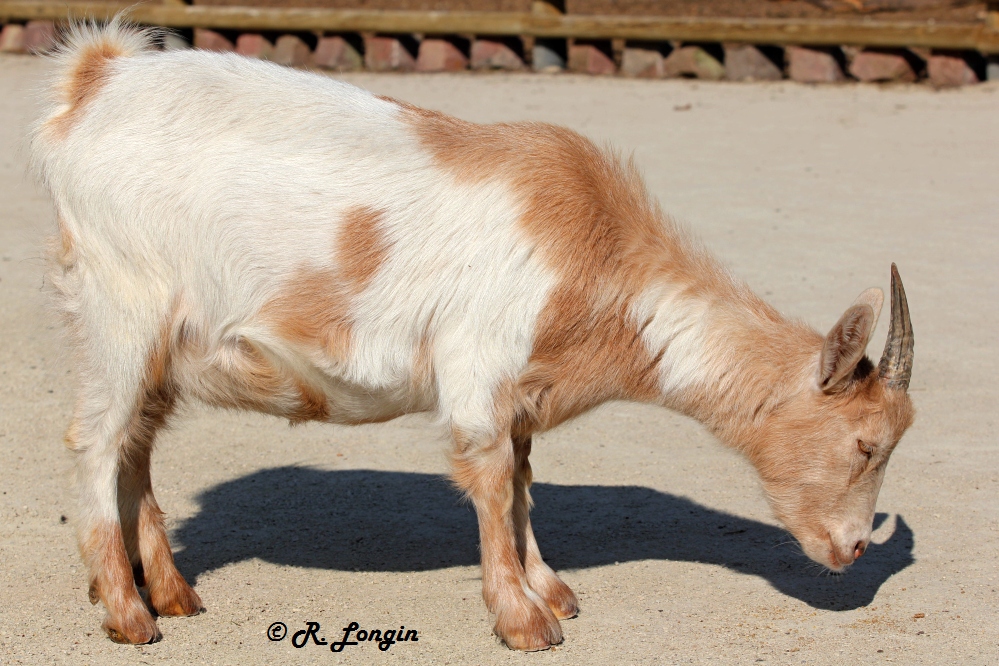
[71,384,160,640]
[67,296,193,643]
[512,435,579,620]
[118,433,203,619]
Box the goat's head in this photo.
[749,264,915,571]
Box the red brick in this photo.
[568,42,616,76]
[194,29,234,52]
[364,36,417,72]
[620,47,665,78]
[273,35,311,67]
[470,39,524,71]
[724,44,782,81]
[236,34,273,60]
[663,46,724,80]
[313,36,362,71]
[416,39,468,72]
[22,20,56,54]
[0,24,25,54]
[927,54,979,88]
[848,50,916,83]
[787,46,845,83]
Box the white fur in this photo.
[631,282,712,398]
[31,26,567,448]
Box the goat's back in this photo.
[31,22,562,432]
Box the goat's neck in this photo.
[638,274,822,447]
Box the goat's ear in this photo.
[852,287,884,328]
[818,288,882,393]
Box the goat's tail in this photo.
[32,16,156,140]
[49,16,156,107]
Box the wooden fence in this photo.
[1,0,997,52]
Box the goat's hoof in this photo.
[539,578,579,620]
[102,610,161,644]
[494,599,563,651]
[150,577,204,617]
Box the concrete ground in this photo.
[0,53,996,665]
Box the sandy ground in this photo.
[0,54,997,665]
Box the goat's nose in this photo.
[854,541,867,560]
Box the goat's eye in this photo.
[858,440,874,457]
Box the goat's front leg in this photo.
[452,430,562,651]
[512,435,579,620]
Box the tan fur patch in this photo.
[398,97,890,513]
[264,268,353,357]
[261,205,390,360]
[391,98,822,440]
[337,205,391,288]
[683,317,823,442]
[393,99,720,432]
[47,39,123,138]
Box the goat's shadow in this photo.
[172,467,914,611]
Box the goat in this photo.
[30,21,915,650]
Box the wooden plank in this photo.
[190,0,533,9]
[0,1,997,52]
[566,0,986,21]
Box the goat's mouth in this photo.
[781,519,858,572]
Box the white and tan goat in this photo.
[30,22,915,650]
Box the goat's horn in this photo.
[878,263,914,390]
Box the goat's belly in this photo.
[177,334,434,426]
[318,377,434,425]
